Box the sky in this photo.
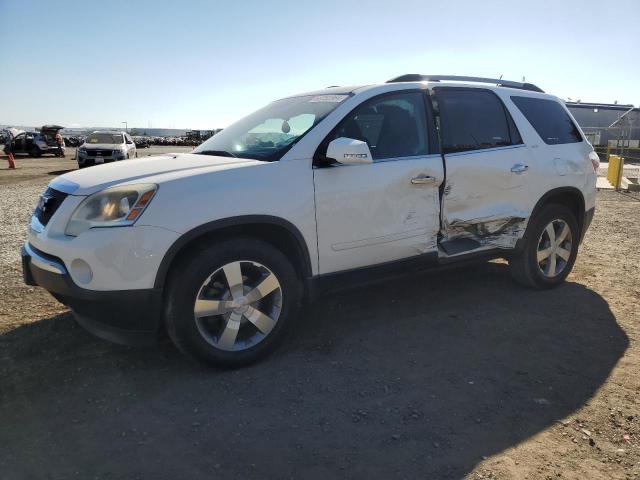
[0,0,638,130]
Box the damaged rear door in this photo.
[435,87,533,254]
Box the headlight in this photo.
[78,147,86,153]
[65,184,157,236]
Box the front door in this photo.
[13,133,26,153]
[435,87,533,251]
[313,91,443,274]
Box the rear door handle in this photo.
[511,164,529,174]
[411,174,437,185]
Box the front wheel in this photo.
[509,204,579,289]
[29,146,41,158]
[165,238,302,367]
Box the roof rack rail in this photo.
[386,74,544,93]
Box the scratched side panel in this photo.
[314,156,443,274]
[441,145,534,250]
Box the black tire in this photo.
[509,204,579,289]
[29,146,41,158]
[165,238,302,367]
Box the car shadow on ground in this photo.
[0,262,628,479]
[48,169,76,175]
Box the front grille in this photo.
[86,150,113,157]
[34,188,68,226]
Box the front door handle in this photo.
[411,174,437,185]
[511,163,529,174]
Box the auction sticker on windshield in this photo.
[309,95,349,103]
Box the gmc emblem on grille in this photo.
[38,194,53,212]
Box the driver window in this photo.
[330,92,428,161]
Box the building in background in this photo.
[566,102,640,151]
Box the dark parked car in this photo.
[4,125,65,157]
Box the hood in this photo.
[49,153,264,196]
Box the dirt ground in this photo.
[0,152,638,480]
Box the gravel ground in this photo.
[0,154,638,479]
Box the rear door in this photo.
[14,133,27,153]
[313,90,443,274]
[435,87,534,252]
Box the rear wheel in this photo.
[165,238,302,367]
[509,204,579,289]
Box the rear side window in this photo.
[510,96,582,145]
[436,88,522,154]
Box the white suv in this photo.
[76,131,137,168]
[22,75,598,367]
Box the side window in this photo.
[329,92,429,160]
[510,96,583,145]
[436,88,521,153]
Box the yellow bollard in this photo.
[607,155,625,190]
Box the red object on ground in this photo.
[7,153,16,169]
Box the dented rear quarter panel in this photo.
[501,92,597,213]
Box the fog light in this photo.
[70,259,93,285]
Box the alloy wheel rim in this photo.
[193,261,282,352]
[536,219,573,278]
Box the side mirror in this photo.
[326,137,373,165]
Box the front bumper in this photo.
[77,151,125,166]
[22,242,162,346]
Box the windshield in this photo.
[86,133,123,144]
[192,94,350,161]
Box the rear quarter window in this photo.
[510,96,583,145]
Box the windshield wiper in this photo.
[194,149,237,158]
